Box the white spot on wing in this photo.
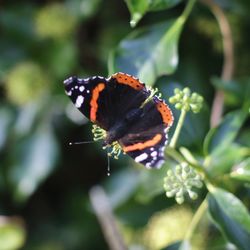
[79,86,85,92]
[135,153,148,163]
[75,95,84,108]
[151,151,157,157]
[65,90,72,96]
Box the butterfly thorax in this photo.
[104,108,143,146]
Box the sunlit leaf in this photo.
[109,19,184,85]
[207,144,247,177]
[208,186,250,249]
[230,158,250,183]
[124,0,182,26]
[124,0,149,27]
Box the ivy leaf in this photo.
[203,109,247,155]
[230,157,250,183]
[9,124,59,203]
[124,0,182,27]
[124,0,149,27]
[208,186,250,249]
[109,19,184,86]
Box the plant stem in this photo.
[183,199,208,243]
[201,0,234,127]
[169,109,187,148]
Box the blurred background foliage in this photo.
[0,0,250,249]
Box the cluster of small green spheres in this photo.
[164,162,203,204]
[35,3,77,40]
[169,87,203,113]
[5,62,49,106]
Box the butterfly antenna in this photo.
[106,147,111,176]
[69,140,96,146]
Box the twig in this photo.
[89,186,127,250]
[201,0,234,127]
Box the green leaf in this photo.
[135,161,174,202]
[206,144,247,177]
[203,109,247,155]
[149,0,182,11]
[208,186,250,249]
[124,0,182,26]
[105,168,140,208]
[124,0,149,27]
[230,157,250,183]
[212,77,250,107]
[109,19,184,86]
[9,124,59,203]
[0,107,14,150]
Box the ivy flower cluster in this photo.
[164,162,203,204]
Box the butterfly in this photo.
[63,72,173,168]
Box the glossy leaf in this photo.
[124,0,149,27]
[203,109,247,155]
[207,144,247,177]
[125,0,182,26]
[230,157,250,183]
[9,124,59,202]
[109,19,184,85]
[208,187,250,249]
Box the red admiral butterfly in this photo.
[63,72,174,168]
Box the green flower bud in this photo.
[175,103,182,110]
[174,88,181,94]
[166,191,175,197]
[175,196,184,204]
[35,3,77,39]
[183,87,190,96]
[188,190,198,200]
[169,96,177,103]
[6,62,49,105]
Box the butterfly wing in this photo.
[63,73,149,130]
[119,97,174,168]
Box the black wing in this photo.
[119,97,174,168]
[63,73,149,130]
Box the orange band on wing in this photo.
[156,102,174,126]
[112,72,144,90]
[90,83,105,121]
[123,134,162,153]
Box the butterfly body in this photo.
[63,72,174,169]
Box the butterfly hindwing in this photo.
[118,97,173,168]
